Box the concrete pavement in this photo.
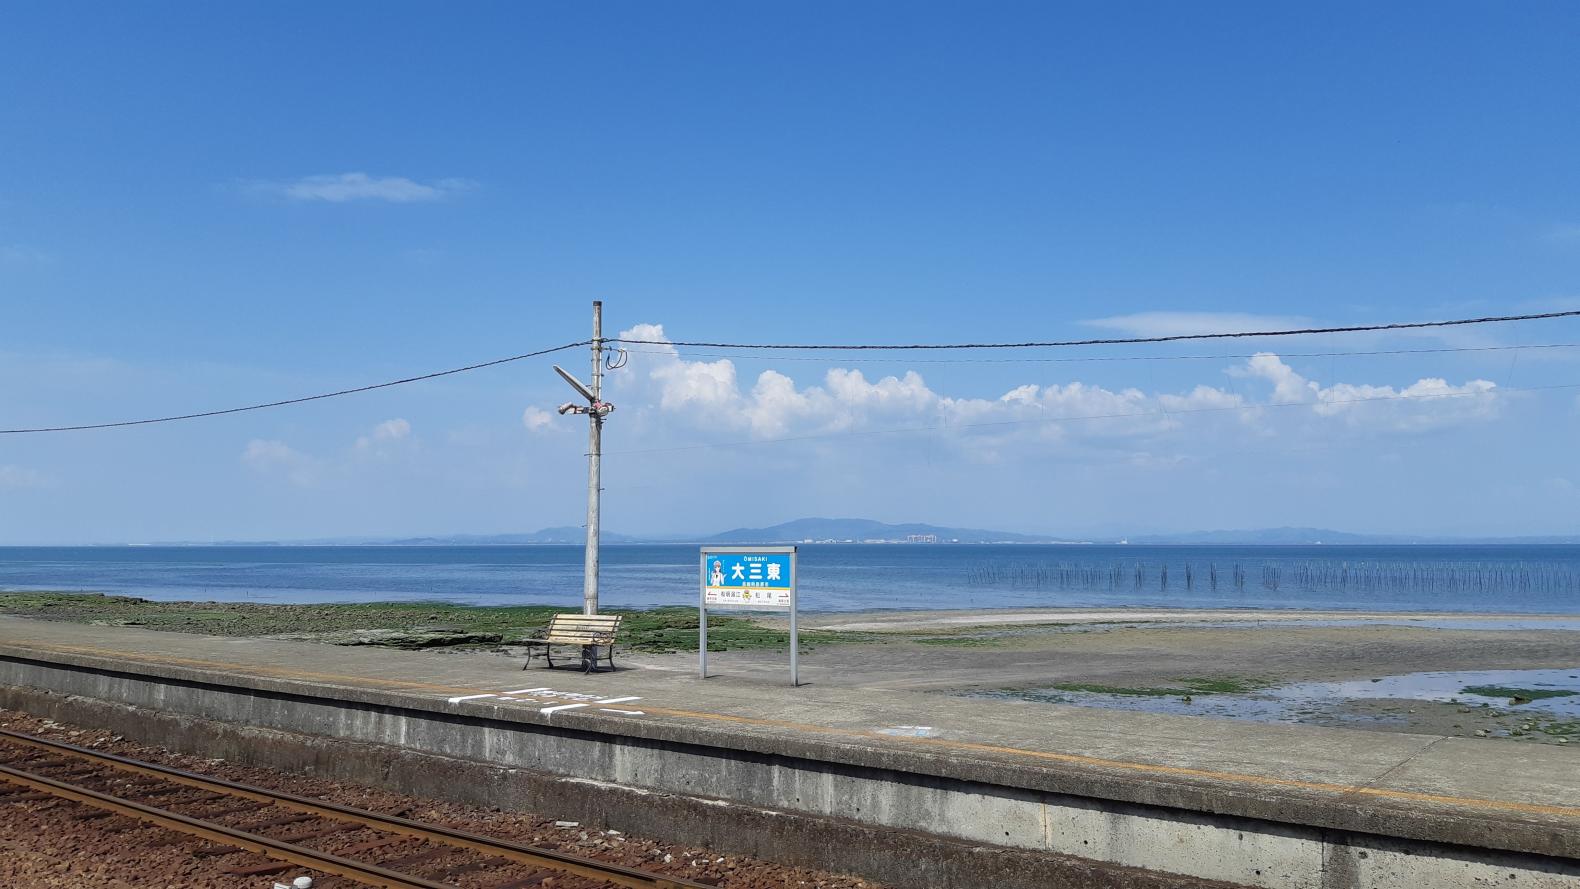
[1,615,1577,887]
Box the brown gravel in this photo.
[0,707,884,889]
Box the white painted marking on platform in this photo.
[600,708,646,716]
[449,687,625,710]
[876,725,937,737]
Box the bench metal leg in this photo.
[521,644,545,670]
[522,642,616,673]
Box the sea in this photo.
[3,544,1580,614]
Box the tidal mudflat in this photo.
[972,668,1580,745]
[729,610,1580,742]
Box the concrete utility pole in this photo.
[553,301,615,615]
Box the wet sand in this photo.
[733,617,1580,689]
[795,606,1580,632]
[699,610,1580,743]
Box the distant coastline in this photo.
[49,517,1580,548]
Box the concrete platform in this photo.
[1,615,1577,888]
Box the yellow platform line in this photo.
[6,640,1578,822]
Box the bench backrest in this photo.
[542,613,623,645]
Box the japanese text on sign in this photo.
[702,551,794,609]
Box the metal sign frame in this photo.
[699,546,798,686]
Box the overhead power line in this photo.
[0,341,590,435]
[627,341,1580,366]
[610,309,1580,351]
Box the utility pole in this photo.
[553,301,615,615]
[584,301,603,616]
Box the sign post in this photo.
[699,546,798,686]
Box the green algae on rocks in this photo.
[0,592,865,653]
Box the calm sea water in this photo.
[3,544,1580,613]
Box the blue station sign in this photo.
[701,548,795,609]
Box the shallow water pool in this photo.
[977,667,1580,724]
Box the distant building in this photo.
[906,533,939,544]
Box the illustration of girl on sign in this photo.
[710,560,725,587]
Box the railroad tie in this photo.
[0,791,54,804]
[174,792,231,805]
[200,801,272,819]
[224,861,295,877]
[380,848,457,870]
[70,809,115,821]
[277,821,366,844]
[249,811,319,830]
[336,835,412,857]
[486,872,557,888]
[437,855,510,878]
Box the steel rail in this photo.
[0,729,704,889]
[0,762,452,889]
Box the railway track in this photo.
[0,727,709,889]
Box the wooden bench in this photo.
[519,613,623,673]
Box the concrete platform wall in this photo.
[3,654,1577,889]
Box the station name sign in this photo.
[701,548,794,609]
[699,545,800,686]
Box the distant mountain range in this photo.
[704,517,1070,544]
[1126,527,1580,545]
[151,519,1580,546]
[370,518,1072,546]
[382,527,642,546]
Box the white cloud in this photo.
[241,439,318,486]
[355,418,414,456]
[614,324,1505,447]
[369,418,411,442]
[613,323,1250,445]
[243,420,413,486]
[1236,353,1498,430]
[242,439,297,464]
[1082,312,1313,338]
[0,465,49,489]
[249,173,476,203]
[522,407,557,432]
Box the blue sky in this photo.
[3,2,1579,543]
